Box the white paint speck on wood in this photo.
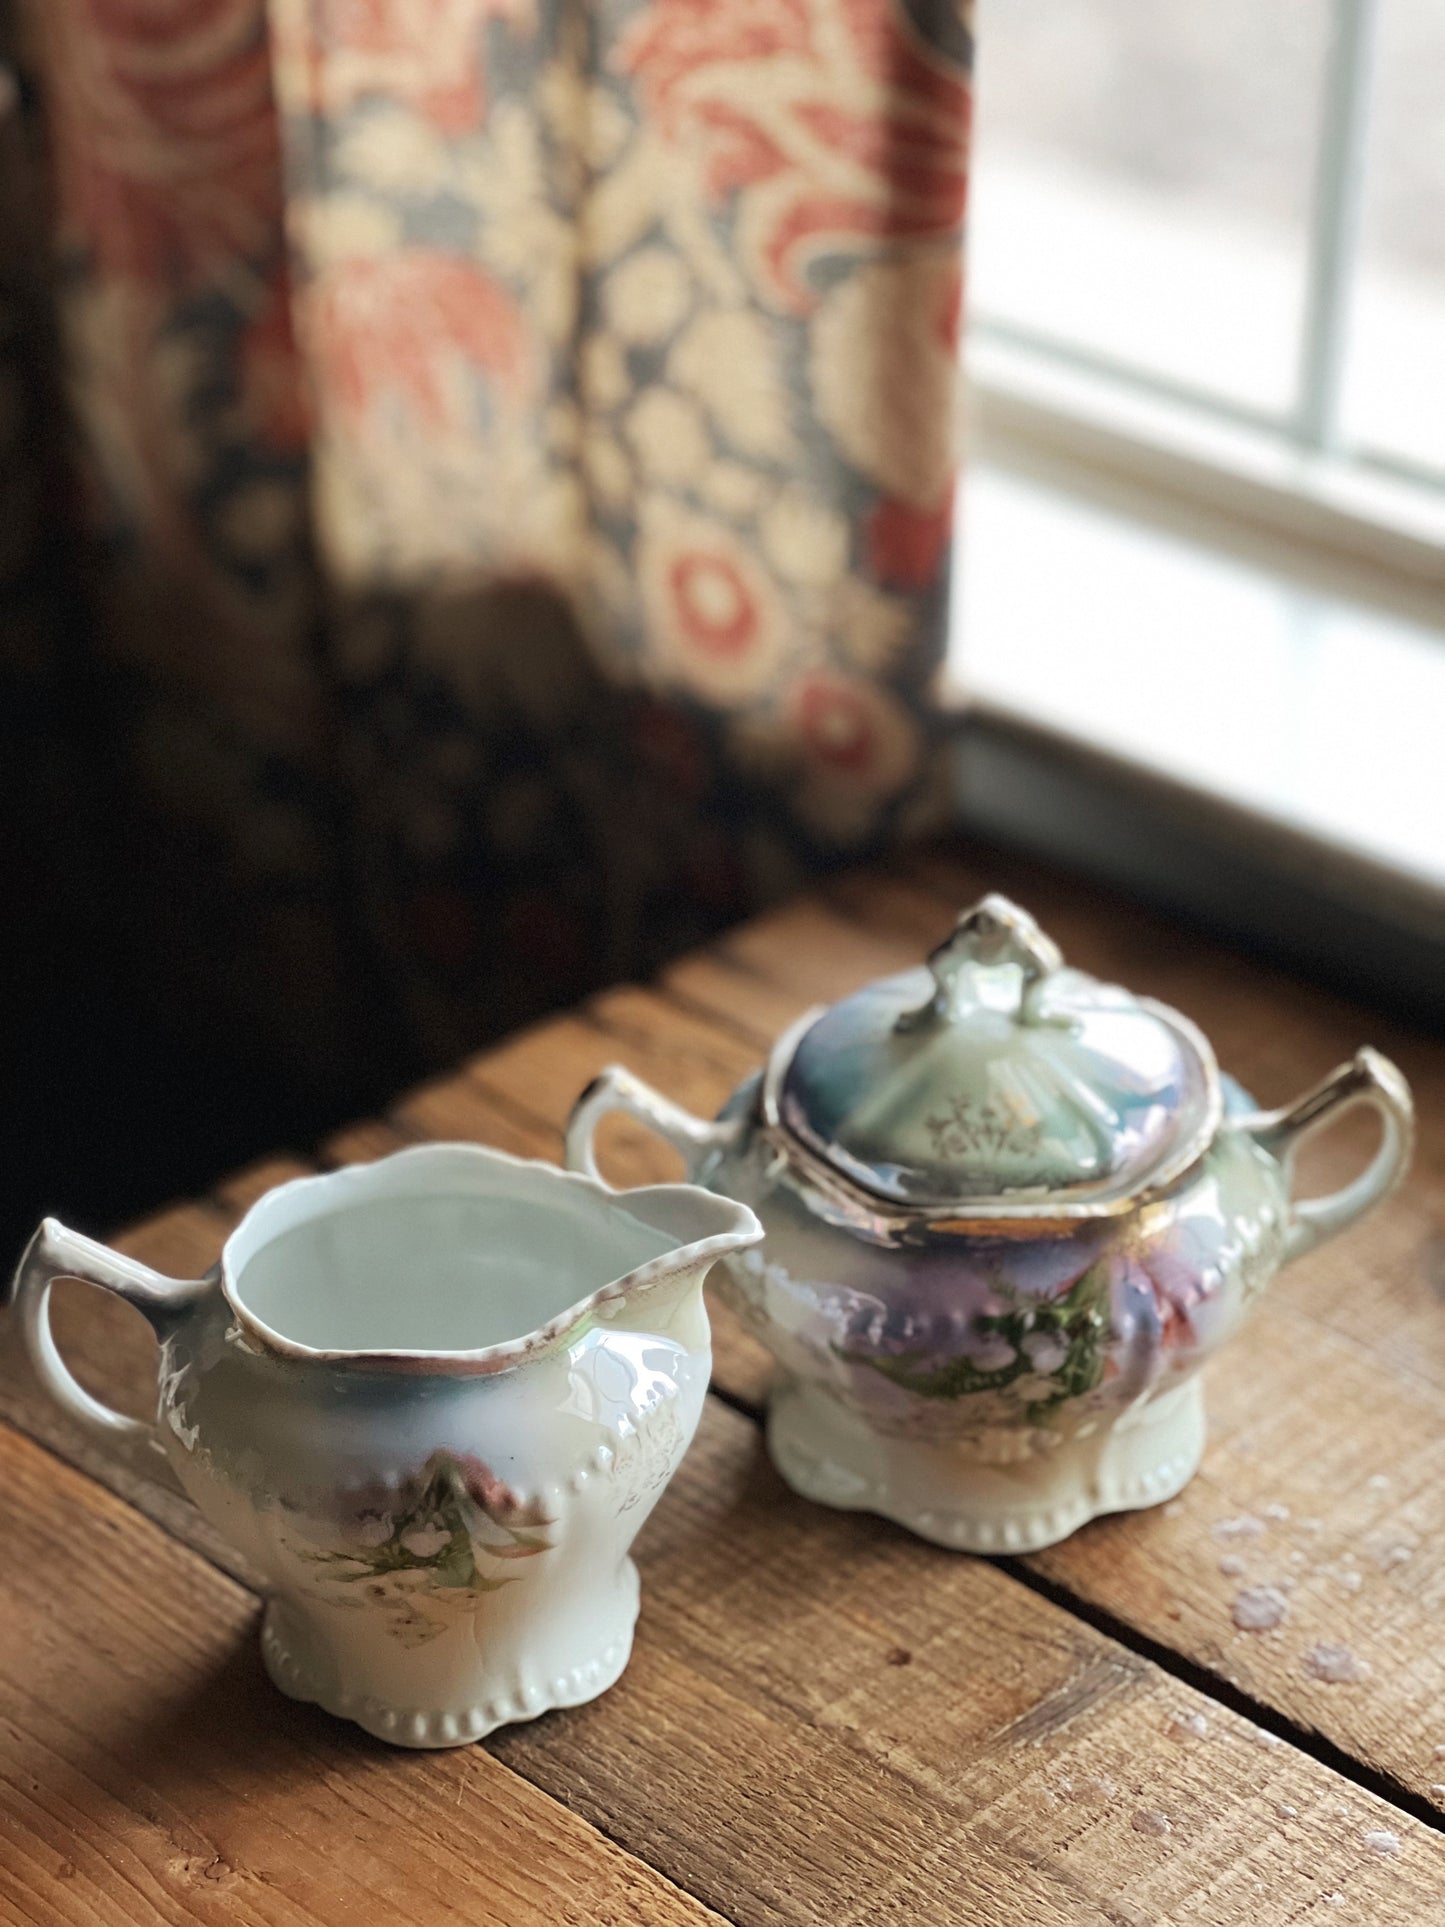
[1213,1515,1266,1539]
[1303,1643,1371,1684]
[1233,1586,1289,1632]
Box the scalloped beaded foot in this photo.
[766,1378,1207,1555]
[260,1604,637,1749]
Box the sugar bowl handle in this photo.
[6,1218,207,1461]
[1239,1049,1414,1264]
[566,1066,738,1187]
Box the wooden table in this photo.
[5,846,1445,1925]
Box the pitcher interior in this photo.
[231,1189,678,1354]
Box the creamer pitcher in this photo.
[8,1144,761,1746]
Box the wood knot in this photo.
[169,1853,237,1888]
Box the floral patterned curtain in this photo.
[17,0,970,1091]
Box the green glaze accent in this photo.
[839,1262,1112,1426]
[780,896,1215,1209]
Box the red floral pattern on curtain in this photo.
[23,0,971,1081]
[618,0,969,309]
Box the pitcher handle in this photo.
[566,1066,739,1187]
[6,1218,206,1457]
[1236,1048,1414,1265]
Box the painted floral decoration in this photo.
[842,1260,1113,1426]
[303,1451,553,1645]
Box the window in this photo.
[967,0,1445,528]
[953,1,1445,974]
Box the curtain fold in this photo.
[20,0,971,1083]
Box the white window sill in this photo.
[943,449,1445,1007]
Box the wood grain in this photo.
[502,1399,1445,1926]
[4,850,1444,1924]
[211,1157,315,1215]
[23,859,1442,1814]
[321,1075,559,1174]
[0,1424,725,1927]
[846,857,1445,1807]
[319,1118,415,1168]
[615,858,1445,1813]
[286,884,1445,1817]
[4,1326,1441,1925]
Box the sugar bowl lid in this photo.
[765,895,1221,1218]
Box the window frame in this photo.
[966,0,1445,545]
[952,0,1445,1009]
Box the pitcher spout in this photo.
[610,1183,762,1270]
[598,1184,763,1333]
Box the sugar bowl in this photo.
[567,896,1412,1552]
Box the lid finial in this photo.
[772,887,1220,1211]
[900,895,1064,1031]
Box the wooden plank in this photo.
[210,1155,314,1215]
[319,1076,560,1173]
[320,1118,411,1168]
[620,871,1445,1810]
[4,1375,1440,1925]
[464,1014,666,1156]
[467,1008,749,1194]
[392,1075,557,1163]
[495,1397,1445,1926]
[8,874,1443,1907]
[590,985,766,1085]
[0,1423,725,1927]
[6,1073,1443,1917]
[661,951,807,1049]
[716,897,920,1008]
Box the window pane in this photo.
[970,0,1331,417]
[1341,0,1445,480]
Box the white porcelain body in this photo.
[706,1082,1260,1550]
[8,1145,761,1746]
[567,1050,1412,1554]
